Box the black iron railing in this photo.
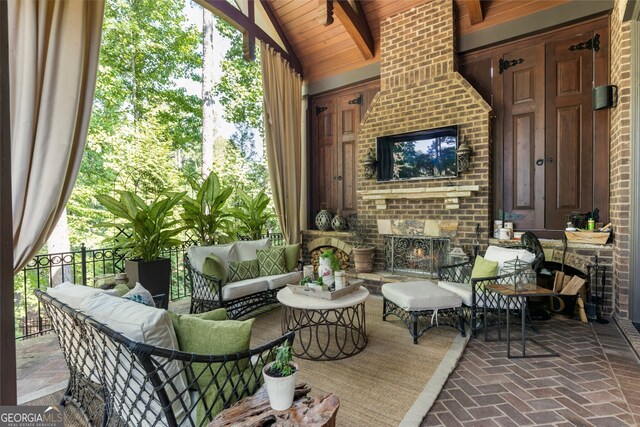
[14,232,284,339]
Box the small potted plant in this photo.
[262,342,298,410]
[348,215,375,273]
[318,249,340,286]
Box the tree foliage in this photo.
[68,0,203,247]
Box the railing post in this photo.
[81,243,87,287]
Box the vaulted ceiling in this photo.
[265,0,571,83]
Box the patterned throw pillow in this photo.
[257,247,288,276]
[123,282,155,307]
[228,259,260,282]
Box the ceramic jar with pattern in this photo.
[315,210,333,231]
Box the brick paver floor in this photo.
[422,315,640,426]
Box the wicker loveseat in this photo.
[186,239,301,318]
[36,289,293,426]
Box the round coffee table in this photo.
[277,286,369,361]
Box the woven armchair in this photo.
[35,289,294,427]
[438,261,524,337]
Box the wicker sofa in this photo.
[36,288,293,427]
[186,239,302,318]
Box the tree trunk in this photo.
[47,208,72,285]
[201,10,216,178]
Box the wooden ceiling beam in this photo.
[317,0,334,26]
[466,0,484,25]
[333,0,374,60]
[196,0,303,76]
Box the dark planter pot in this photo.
[125,258,171,309]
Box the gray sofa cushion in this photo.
[264,271,303,290]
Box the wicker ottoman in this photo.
[382,281,465,344]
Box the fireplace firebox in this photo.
[384,235,450,277]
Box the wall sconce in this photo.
[456,137,472,173]
[363,148,377,179]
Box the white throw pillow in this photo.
[188,243,237,276]
[79,293,190,424]
[484,246,536,274]
[123,282,155,307]
[234,238,271,262]
[47,281,119,309]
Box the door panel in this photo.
[313,98,336,212]
[502,45,545,230]
[337,93,360,217]
[545,31,594,229]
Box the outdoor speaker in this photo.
[592,85,618,110]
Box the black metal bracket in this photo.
[498,57,524,74]
[569,33,600,52]
[348,95,362,105]
[315,106,327,115]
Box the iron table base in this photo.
[281,302,368,360]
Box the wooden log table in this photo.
[209,383,339,427]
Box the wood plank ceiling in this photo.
[266,0,570,83]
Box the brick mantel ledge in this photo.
[358,184,480,209]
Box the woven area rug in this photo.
[251,295,469,427]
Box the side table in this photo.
[484,284,558,358]
[209,383,339,427]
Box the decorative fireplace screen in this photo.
[384,235,450,277]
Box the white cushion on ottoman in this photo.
[437,280,474,306]
[382,281,462,311]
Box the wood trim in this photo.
[0,0,17,405]
[259,0,303,74]
[466,0,484,25]
[333,0,374,60]
[196,0,303,76]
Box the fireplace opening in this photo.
[384,235,450,277]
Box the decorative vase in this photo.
[331,214,347,231]
[318,257,334,286]
[315,210,333,231]
[262,362,298,410]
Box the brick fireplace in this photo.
[356,0,492,269]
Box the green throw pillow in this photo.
[203,253,227,285]
[169,312,254,424]
[228,259,260,282]
[283,244,301,272]
[470,255,499,289]
[191,308,228,321]
[257,247,288,276]
[113,283,131,297]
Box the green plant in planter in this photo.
[266,342,296,377]
[181,171,233,245]
[230,188,274,240]
[320,249,341,271]
[96,190,187,261]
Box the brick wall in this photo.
[609,0,632,318]
[357,0,492,269]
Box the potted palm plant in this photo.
[262,342,298,410]
[348,215,376,273]
[96,190,186,308]
[181,171,233,245]
[230,188,274,240]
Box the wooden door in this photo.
[544,31,596,230]
[311,96,336,212]
[501,44,546,230]
[336,93,361,218]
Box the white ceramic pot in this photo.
[318,257,334,286]
[262,362,298,411]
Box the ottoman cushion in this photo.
[382,281,462,311]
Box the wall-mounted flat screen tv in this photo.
[376,125,458,181]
